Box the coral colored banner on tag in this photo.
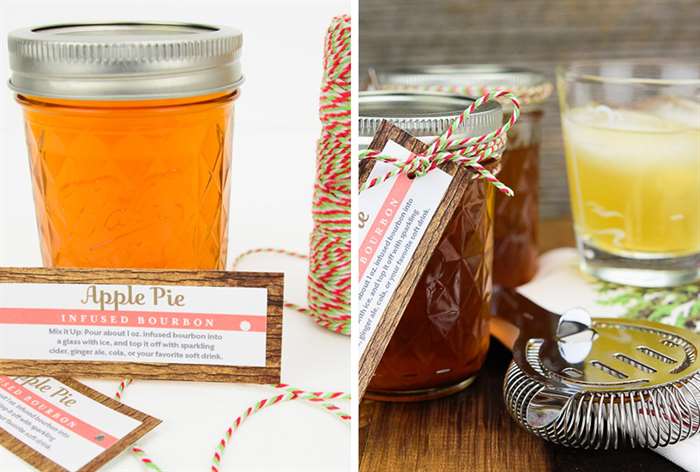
[0,375,158,472]
[357,159,453,356]
[0,308,266,332]
[0,376,119,449]
[358,174,414,280]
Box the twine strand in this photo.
[374,81,553,106]
[210,384,350,472]
[115,379,350,472]
[232,248,310,313]
[359,89,521,195]
[113,378,164,472]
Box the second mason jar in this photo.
[8,22,243,270]
[370,65,551,287]
[360,92,503,401]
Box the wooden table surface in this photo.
[359,219,684,472]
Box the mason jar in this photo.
[369,65,551,288]
[8,22,243,269]
[360,91,503,401]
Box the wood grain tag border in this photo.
[358,121,476,398]
[0,377,160,472]
[0,268,283,384]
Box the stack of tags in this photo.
[0,268,283,471]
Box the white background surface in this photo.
[0,1,351,470]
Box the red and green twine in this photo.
[373,81,552,107]
[211,385,350,472]
[233,15,351,335]
[114,379,350,472]
[359,89,521,195]
[306,14,351,334]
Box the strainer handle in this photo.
[490,317,519,350]
[491,287,560,351]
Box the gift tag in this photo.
[0,268,283,383]
[0,376,159,472]
[357,121,477,397]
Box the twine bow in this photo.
[359,89,521,195]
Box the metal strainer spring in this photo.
[493,288,700,449]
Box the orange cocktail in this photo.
[558,60,700,286]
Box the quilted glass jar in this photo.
[370,65,551,287]
[359,92,503,401]
[8,23,243,269]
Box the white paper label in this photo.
[0,376,143,471]
[357,141,453,355]
[0,283,268,367]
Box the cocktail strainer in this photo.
[492,288,700,449]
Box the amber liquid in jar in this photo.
[368,174,495,400]
[493,110,543,287]
[18,91,236,270]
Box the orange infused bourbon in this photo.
[359,92,503,401]
[8,23,243,269]
[370,66,551,287]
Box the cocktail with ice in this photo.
[558,61,700,287]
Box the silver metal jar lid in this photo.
[369,64,551,107]
[8,22,243,100]
[359,91,502,139]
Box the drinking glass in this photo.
[557,60,700,287]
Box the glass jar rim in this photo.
[358,91,503,139]
[557,59,700,86]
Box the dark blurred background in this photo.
[359,0,700,218]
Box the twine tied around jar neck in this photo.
[359,90,522,196]
[369,69,553,107]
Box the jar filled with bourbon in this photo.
[359,91,503,401]
[8,22,243,270]
[369,65,552,288]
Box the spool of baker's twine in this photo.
[359,89,521,194]
[233,15,351,336]
[112,15,352,471]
